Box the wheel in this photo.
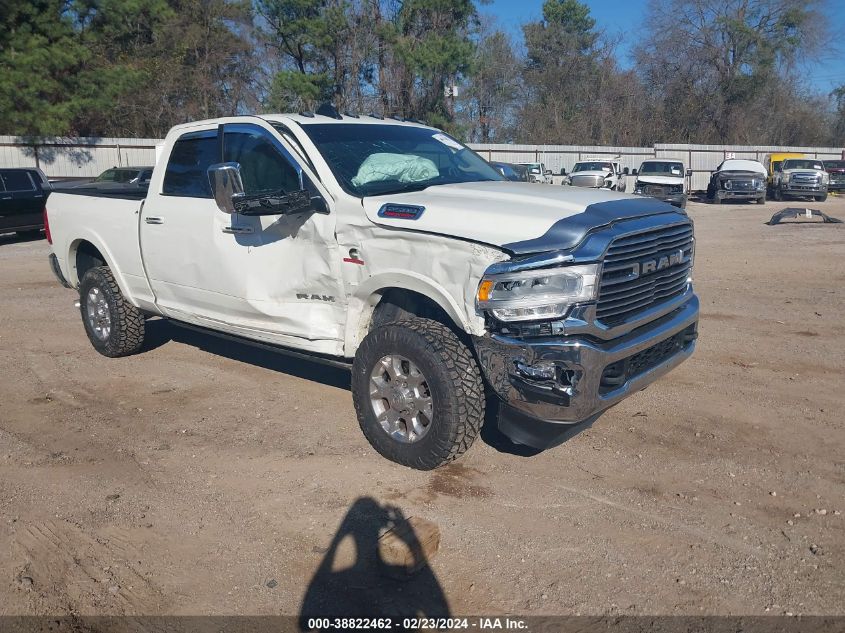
[78,266,145,357]
[815,193,827,202]
[757,195,766,204]
[351,318,484,469]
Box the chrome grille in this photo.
[725,179,753,190]
[641,184,668,196]
[571,174,604,188]
[597,222,694,324]
[791,172,819,185]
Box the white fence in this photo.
[2,135,843,191]
[0,136,160,181]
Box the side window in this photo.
[2,170,35,192]
[162,132,219,198]
[224,129,301,195]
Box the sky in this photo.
[484,0,845,95]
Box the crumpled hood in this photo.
[636,175,683,185]
[362,180,681,255]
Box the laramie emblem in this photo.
[630,248,690,278]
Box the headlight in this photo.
[476,264,599,322]
[724,180,732,190]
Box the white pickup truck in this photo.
[46,111,699,469]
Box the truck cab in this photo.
[46,111,698,469]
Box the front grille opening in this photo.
[599,324,697,395]
[597,222,694,325]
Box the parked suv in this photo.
[0,168,51,237]
[772,158,828,202]
[823,160,845,194]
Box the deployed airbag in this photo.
[351,153,438,187]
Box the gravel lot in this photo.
[1,196,843,618]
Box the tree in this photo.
[459,25,521,142]
[635,0,832,144]
[0,0,113,136]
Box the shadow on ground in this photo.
[143,318,351,390]
[299,497,450,629]
[143,319,553,457]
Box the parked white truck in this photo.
[46,111,699,469]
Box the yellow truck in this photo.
[763,152,804,192]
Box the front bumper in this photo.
[715,189,763,201]
[781,184,827,196]
[473,295,699,449]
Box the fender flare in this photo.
[67,233,134,303]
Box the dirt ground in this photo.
[1,195,843,619]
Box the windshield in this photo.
[783,159,823,171]
[573,162,612,172]
[639,161,683,176]
[824,160,845,169]
[300,123,503,196]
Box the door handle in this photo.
[222,226,254,234]
[145,217,164,225]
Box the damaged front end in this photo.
[471,212,700,449]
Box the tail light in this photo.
[43,207,52,244]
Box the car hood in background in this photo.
[362,180,681,255]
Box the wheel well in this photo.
[371,288,459,334]
[74,240,107,283]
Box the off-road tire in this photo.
[352,318,484,470]
[815,193,828,202]
[79,266,145,357]
[757,195,766,204]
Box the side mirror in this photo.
[544,169,552,175]
[631,169,638,176]
[623,167,629,175]
[686,169,693,177]
[208,162,245,214]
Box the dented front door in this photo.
[209,122,345,353]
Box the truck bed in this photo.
[47,191,152,307]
